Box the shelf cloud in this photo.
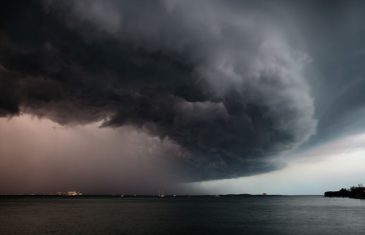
[0,0,317,182]
[3,0,364,189]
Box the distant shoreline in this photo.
[324,186,365,199]
[0,194,319,199]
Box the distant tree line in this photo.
[324,184,365,199]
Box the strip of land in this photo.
[324,186,365,199]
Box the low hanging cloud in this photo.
[0,0,318,182]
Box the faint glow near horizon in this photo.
[0,114,182,194]
[194,134,365,195]
[1,115,365,195]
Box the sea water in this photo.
[0,196,364,235]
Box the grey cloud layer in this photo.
[0,0,317,181]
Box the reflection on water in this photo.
[0,196,364,235]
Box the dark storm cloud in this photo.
[282,0,365,150]
[0,0,320,181]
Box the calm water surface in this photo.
[0,196,364,235]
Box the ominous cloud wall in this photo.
[290,0,365,149]
[0,0,318,181]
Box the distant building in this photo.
[66,191,83,196]
[56,191,83,196]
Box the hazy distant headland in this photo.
[324,185,365,199]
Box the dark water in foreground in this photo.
[0,196,364,235]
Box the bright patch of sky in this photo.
[193,134,365,195]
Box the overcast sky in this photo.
[1,0,365,194]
